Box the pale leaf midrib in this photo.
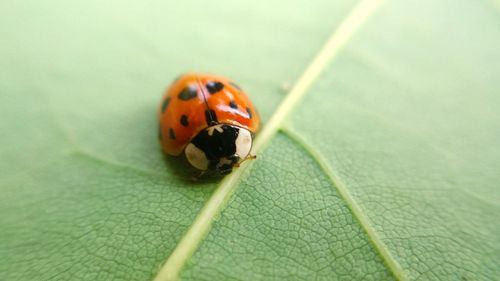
[153,1,385,280]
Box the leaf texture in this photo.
[1,0,499,280]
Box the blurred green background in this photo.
[1,0,499,280]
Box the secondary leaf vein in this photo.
[281,127,407,281]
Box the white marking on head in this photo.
[216,158,233,169]
[185,143,209,170]
[235,128,252,159]
[207,124,224,136]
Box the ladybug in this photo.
[158,73,260,175]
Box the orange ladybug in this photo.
[159,73,260,175]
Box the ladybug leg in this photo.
[234,154,257,168]
[191,169,207,181]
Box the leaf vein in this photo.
[153,1,384,280]
[280,127,407,281]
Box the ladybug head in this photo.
[184,124,253,175]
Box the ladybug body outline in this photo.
[159,73,260,175]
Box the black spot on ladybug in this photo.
[206,81,224,94]
[230,82,242,90]
[246,107,253,119]
[161,97,171,113]
[169,128,176,140]
[178,85,198,100]
[205,109,218,125]
[180,115,189,127]
[229,100,238,109]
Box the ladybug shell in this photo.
[159,73,260,156]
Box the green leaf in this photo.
[1,1,499,281]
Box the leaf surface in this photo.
[1,0,499,281]
[0,0,356,279]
